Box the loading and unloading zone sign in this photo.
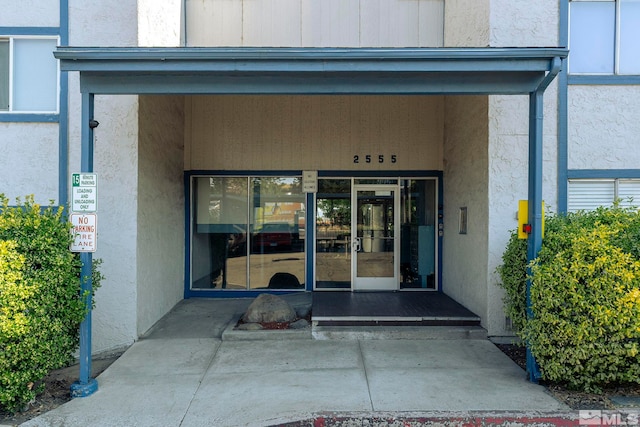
[72,173,97,212]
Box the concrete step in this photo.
[311,324,487,340]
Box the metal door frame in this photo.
[351,183,400,291]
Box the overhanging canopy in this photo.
[56,46,568,390]
[54,47,567,95]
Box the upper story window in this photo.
[0,36,58,113]
[569,0,640,74]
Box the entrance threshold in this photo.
[312,291,481,327]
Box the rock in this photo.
[294,303,312,319]
[236,322,264,331]
[289,319,309,329]
[242,294,297,324]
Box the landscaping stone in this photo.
[236,322,264,331]
[289,319,309,329]
[242,294,297,324]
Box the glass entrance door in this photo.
[352,185,399,290]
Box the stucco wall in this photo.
[0,2,60,204]
[442,95,489,326]
[138,0,183,46]
[568,86,640,170]
[489,0,558,47]
[68,0,141,354]
[0,0,60,27]
[137,95,185,336]
[484,0,560,337]
[186,0,444,47]
[0,123,59,203]
[444,0,489,47]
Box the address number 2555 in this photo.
[353,154,397,164]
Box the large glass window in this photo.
[315,179,351,289]
[619,0,640,74]
[248,177,305,289]
[0,37,58,112]
[400,179,437,289]
[569,0,640,74]
[191,176,305,290]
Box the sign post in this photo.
[70,172,98,397]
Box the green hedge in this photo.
[498,205,640,392]
[0,195,102,412]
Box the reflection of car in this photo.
[252,222,292,252]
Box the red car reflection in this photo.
[252,222,293,252]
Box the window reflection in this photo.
[191,176,305,290]
[249,177,305,289]
[315,179,351,289]
[400,179,436,289]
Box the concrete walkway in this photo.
[21,298,571,427]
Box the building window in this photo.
[568,179,640,212]
[569,0,640,74]
[191,175,305,291]
[0,37,59,112]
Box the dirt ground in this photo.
[495,344,640,410]
[0,356,120,426]
[2,344,639,425]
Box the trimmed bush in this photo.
[0,195,101,412]
[498,205,640,392]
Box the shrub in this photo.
[0,195,102,412]
[498,205,640,392]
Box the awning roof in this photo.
[54,47,567,95]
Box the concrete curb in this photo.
[221,313,312,341]
[269,410,582,426]
[312,325,488,340]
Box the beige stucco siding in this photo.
[186,95,444,172]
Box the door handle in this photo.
[353,237,361,252]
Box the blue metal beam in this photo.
[70,92,98,398]
[54,47,567,96]
[524,56,562,382]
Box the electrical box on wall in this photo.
[518,200,545,240]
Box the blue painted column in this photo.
[70,92,98,397]
[305,192,315,291]
[526,90,544,383]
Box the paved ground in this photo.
[19,297,574,427]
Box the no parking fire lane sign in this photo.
[70,213,97,252]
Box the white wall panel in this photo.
[186,0,243,46]
[301,0,359,47]
[187,0,443,47]
[243,0,302,46]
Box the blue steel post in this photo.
[526,90,544,383]
[70,92,98,397]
